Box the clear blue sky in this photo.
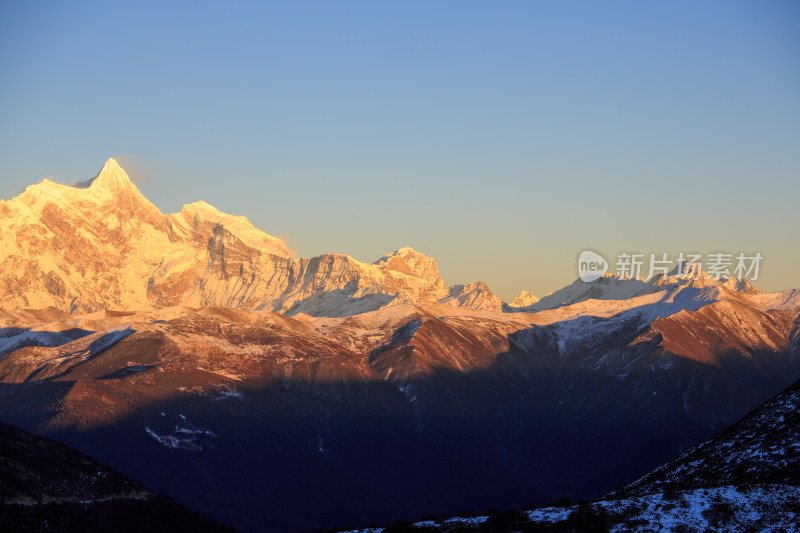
[1,1,798,299]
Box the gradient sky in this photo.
[1,1,798,300]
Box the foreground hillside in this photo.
[341,379,800,532]
[0,420,233,532]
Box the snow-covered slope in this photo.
[611,378,800,498]
[646,260,762,295]
[346,484,799,533]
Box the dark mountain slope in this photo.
[610,377,800,498]
[347,378,800,532]
[0,420,234,532]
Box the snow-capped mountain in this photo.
[0,159,769,319]
[1,159,765,319]
[0,159,497,316]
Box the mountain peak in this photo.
[91,157,134,189]
[102,157,123,171]
[511,290,539,308]
[374,246,445,288]
[71,157,135,192]
[395,246,420,255]
[440,281,505,312]
[375,246,430,264]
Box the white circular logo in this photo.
[578,250,608,282]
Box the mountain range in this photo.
[0,158,510,315]
[0,159,798,532]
